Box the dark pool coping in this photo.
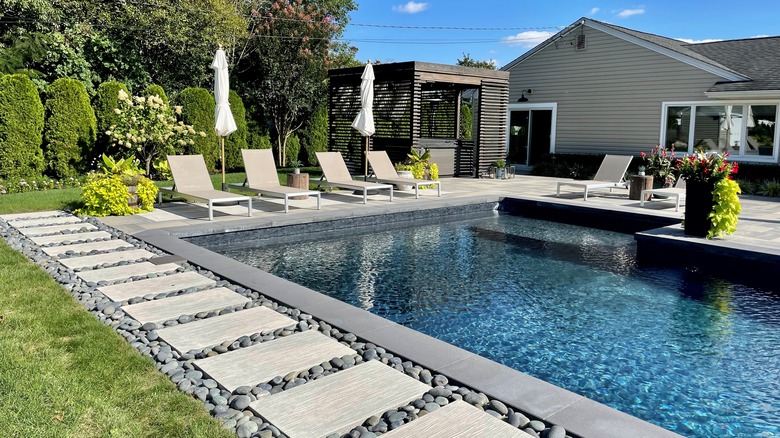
[132,202,682,438]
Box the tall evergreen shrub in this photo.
[285,135,301,167]
[93,81,129,161]
[143,84,168,105]
[43,78,97,177]
[178,87,217,171]
[300,103,328,165]
[224,90,248,171]
[0,74,45,178]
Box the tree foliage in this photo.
[456,53,496,70]
[224,90,248,171]
[300,103,329,165]
[43,77,97,177]
[178,87,218,171]
[0,74,45,178]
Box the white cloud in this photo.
[392,2,429,14]
[501,31,555,48]
[751,34,770,38]
[617,8,645,18]
[590,7,600,15]
[676,38,723,44]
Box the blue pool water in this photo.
[202,214,780,437]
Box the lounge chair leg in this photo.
[675,196,680,212]
[363,189,368,204]
[583,188,589,201]
[640,195,646,208]
[247,198,252,216]
[316,193,321,210]
[556,184,561,197]
[284,196,289,213]
[437,183,441,197]
[389,186,393,201]
[208,201,214,221]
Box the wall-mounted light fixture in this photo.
[517,89,532,102]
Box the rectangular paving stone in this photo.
[382,400,533,438]
[195,330,354,392]
[122,287,248,325]
[30,231,112,246]
[9,216,82,227]
[76,262,180,284]
[58,248,154,270]
[98,271,215,302]
[250,360,430,438]
[0,210,65,221]
[41,239,134,257]
[17,222,97,236]
[158,306,296,353]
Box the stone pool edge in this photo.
[130,203,682,438]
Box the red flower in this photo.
[640,152,646,158]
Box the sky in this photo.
[340,1,780,68]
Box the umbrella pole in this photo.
[221,136,227,191]
[364,136,369,181]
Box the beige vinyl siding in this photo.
[507,26,724,155]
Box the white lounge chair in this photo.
[640,178,686,212]
[366,150,441,199]
[315,152,393,204]
[556,155,633,201]
[159,154,252,221]
[232,149,321,213]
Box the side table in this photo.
[629,175,653,200]
[287,172,309,200]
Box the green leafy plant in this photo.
[289,159,303,168]
[100,154,142,185]
[641,145,676,187]
[492,159,506,169]
[637,166,646,175]
[708,178,742,238]
[76,153,158,216]
[757,179,780,197]
[394,163,414,172]
[153,159,172,181]
[407,148,431,165]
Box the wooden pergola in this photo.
[328,61,509,177]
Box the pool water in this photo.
[201,214,780,437]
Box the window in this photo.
[662,102,779,160]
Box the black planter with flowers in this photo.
[675,152,740,238]
[684,180,716,237]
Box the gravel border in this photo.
[1,212,571,438]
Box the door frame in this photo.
[506,103,558,161]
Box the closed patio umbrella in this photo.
[212,47,237,191]
[351,62,375,180]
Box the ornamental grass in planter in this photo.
[675,152,741,238]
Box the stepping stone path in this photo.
[0,210,552,438]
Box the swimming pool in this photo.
[196,213,780,437]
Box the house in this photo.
[500,18,780,165]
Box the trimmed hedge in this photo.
[93,81,130,160]
[0,74,45,179]
[178,87,217,171]
[301,103,328,166]
[285,135,301,167]
[224,90,247,171]
[143,84,168,105]
[43,78,97,178]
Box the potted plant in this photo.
[641,145,677,188]
[289,159,303,174]
[76,154,158,216]
[637,166,646,176]
[394,162,414,191]
[675,152,740,238]
[492,159,507,179]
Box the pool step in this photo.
[194,330,354,392]
[58,248,155,270]
[249,359,431,438]
[41,239,135,257]
[121,287,249,325]
[16,222,97,236]
[157,306,296,353]
[8,216,83,227]
[382,400,533,438]
[97,271,214,302]
[76,262,180,284]
[30,231,113,246]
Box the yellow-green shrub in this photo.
[708,178,741,238]
[77,174,157,216]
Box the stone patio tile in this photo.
[8,216,82,227]
[121,287,248,324]
[30,231,112,246]
[17,222,97,236]
[41,239,134,257]
[76,262,179,284]
[58,248,154,270]
[97,271,215,302]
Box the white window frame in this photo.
[506,103,558,159]
[660,101,780,162]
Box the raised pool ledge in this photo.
[133,225,682,438]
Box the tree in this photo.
[0,74,45,178]
[43,77,97,177]
[300,103,328,165]
[178,87,218,171]
[456,53,496,70]
[224,90,248,171]
[234,0,356,165]
[93,81,129,161]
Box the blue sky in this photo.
[341,1,780,68]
